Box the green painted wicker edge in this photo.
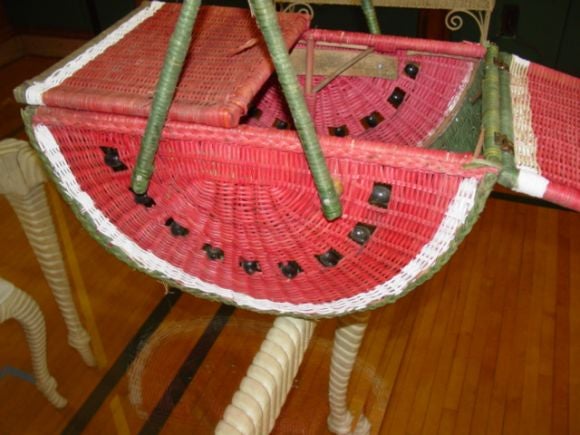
[13,2,153,105]
[496,52,518,188]
[482,44,502,163]
[22,106,497,319]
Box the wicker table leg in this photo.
[0,139,95,367]
[0,278,67,408]
[328,312,371,435]
[215,317,315,434]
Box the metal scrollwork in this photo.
[278,2,315,17]
[445,9,490,43]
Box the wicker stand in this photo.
[0,139,95,367]
[0,277,67,408]
[328,313,371,435]
[216,317,315,434]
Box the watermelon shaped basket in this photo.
[15,0,579,318]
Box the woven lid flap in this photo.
[19,3,310,128]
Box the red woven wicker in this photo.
[17,2,577,317]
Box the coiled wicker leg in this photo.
[0,139,95,367]
[0,278,67,408]
[215,317,315,434]
[328,313,371,435]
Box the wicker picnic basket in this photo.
[15,0,579,317]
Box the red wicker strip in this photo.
[246,32,478,147]
[42,5,310,128]
[33,106,495,307]
[527,63,580,202]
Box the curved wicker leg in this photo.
[328,312,371,435]
[0,139,95,367]
[0,278,67,408]
[215,317,315,434]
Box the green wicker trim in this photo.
[23,106,496,319]
[482,45,502,163]
[13,2,153,105]
[429,61,483,153]
[131,0,202,195]
[361,0,382,34]
[496,52,518,188]
[250,0,342,220]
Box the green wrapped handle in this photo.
[131,0,202,195]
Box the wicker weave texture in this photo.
[37,4,309,128]
[246,31,482,148]
[510,56,580,210]
[30,106,496,316]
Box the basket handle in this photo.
[131,0,342,220]
[131,0,202,196]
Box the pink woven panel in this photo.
[528,63,580,200]
[245,30,481,147]
[33,107,495,309]
[42,5,310,128]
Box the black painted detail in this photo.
[100,146,128,172]
[404,63,419,79]
[240,259,261,275]
[316,249,343,267]
[273,118,289,129]
[349,223,377,245]
[203,244,224,260]
[328,125,349,137]
[368,183,392,208]
[247,107,263,119]
[165,218,189,237]
[360,111,384,129]
[278,261,302,279]
[132,190,156,208]
[388,87,406,108]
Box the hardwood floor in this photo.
[0,56,578,435]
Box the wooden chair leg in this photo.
[215,317,315,434]
[328,312,371,435]
[0,278,67,408]
[0,139,95,367]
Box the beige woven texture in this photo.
[0,139,95,367]
[0,278,67,408]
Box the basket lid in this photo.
[15,3,310,128]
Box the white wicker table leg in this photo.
[215,317,315,435]
[327,312,370,435]
[0,139,95,367]
[0,277,67,408]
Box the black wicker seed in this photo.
[316,249,343,267]
[404,63,419,79]
[247,107,263,119]
[329,125,349,137]
[369,183,392,208]
[100,146,128,172]
[133,191,156,208]
[240,259,261,275]
[388,87,406,108]
[278,261,302,279]
[165,218,189,237]
[363,113,379,128]
[349,223,376,245]
[203,244,224,260]
[273,118,289,129]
